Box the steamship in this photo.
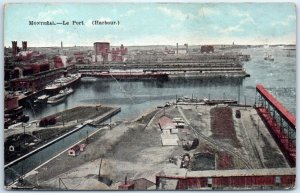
[45,73,81,92]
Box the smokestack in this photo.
[184,43,188,54]
[61,41,63,49]
[176,43,178,55]
[22,41,27,51]
[94,43,97,62]
[12,41,17,55]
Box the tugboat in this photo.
[33,94,49,104]
[47,93,66,104]
[59,87,74,96]
[81,76,98,82]
[47,88,74,105]
[264,53,274,61]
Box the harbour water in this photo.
[24,47,296,121]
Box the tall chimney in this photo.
[22,41,27,51]
[12,41,17,55]
[61,41,63,49]
[176,43,178,55]
[94,43,97,62]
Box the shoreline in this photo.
[4,105,120,165]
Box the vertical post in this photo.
[59,178,61,190]
[244,95,246,110]
[86,131,89,144]
[176,95,177,107]
[223,92,225,100]
[62,113,64,126]
[192,93,193,100]
[98,159,103,180]
[196,97,197,109]
[110,117,112,129]
[238,85,240,104]
[254,90,257,107]
[257,117,260,139]
[156,176,160,190]
[36,172,39,186]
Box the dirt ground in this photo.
[210,107,241,148]
[21,104,290,190]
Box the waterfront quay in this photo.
[13,91,295,190]
[4,105,121,185]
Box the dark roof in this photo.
[69,144,80,152]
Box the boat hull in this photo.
[45,74,81,93]
[47,95,66,104]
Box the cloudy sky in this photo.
[4,3,296,47]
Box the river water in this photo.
[24,47,296,121]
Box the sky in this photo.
[4,3,297,47]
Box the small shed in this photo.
[118,177,135,190]
[161,133,179,146]
[68,145,81,156]
[79,144,86,152]
[171,128,179,134]
[133,171,165,190]
[159,116,176,132]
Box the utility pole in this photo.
[238,85,241,104]
[244,95,246,110]
[62,113,64,127]
[86,131,89,144]
[58,178,61,190]
[109,117,112,129]
[257,117,260,139]
[36,172,39,186]
[98,159,103,181]
[196,97,198,109]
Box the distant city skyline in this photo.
[4,3,296,47]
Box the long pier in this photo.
[77,65,248,78]
[255,84,296,167]
[4,107,121,186]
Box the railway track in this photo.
[177,106,253,169]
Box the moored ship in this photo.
[47,88,74,105]
[47,93,66,104]
[59,87,74,96]
[45,73,81,92]
[33,94,49,104]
